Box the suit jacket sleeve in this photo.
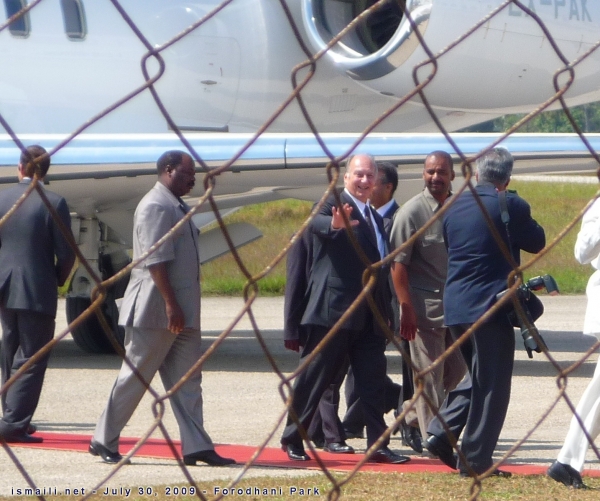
[53,196,76,286]
[507,194,545,256]
[575,198,600,265]
[283,230,311,341]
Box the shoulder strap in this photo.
[498,189,511,243]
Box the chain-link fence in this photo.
[1,1,600,500]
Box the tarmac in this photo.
[1,294,599,496]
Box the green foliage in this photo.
[462,102,600,133]
[510,180,599,293]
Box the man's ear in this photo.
[450,170,456,181]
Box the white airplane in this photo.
[1,0,600,352]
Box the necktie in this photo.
[364,206,377,242]
[365,205,386,258]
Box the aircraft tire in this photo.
[66,295,125,354]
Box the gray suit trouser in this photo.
[93,326,213,456]
[0,308,54,437]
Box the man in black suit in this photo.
[283,225,353,454]
[280,154,410,464]
[424,148,545,477]
[342,162,406,445]
[0,145,75,443]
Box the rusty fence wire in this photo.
[0,1,600,500]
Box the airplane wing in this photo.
[0,131,598,232]
[2,0,600,353]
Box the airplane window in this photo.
[4,0,30,38]
[60,0,86,40]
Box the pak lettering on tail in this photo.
[509,0,592,21]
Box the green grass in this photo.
[510,180,599,293]
[5,472,599,501]
[201,199,313,296]
[200,181,600,296]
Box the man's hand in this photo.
[400,302,417,341]
[284,339,300,352]
[165,300,185,335]
[149,262,186,335]
[331,203,358,230]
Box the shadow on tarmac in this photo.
[47,329,599,377]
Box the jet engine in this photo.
[301,0,600,113]
[301,0,431,81]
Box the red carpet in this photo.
[11,432,600,478]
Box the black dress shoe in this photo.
[27,424,37,435]
[547,460,586,489]
[369,447,410,464]
[183,449,236,466]
[424,434,457,470]
[323,441,355,454]
[1,432,43,444]
[282,443,311,461]
[89,440,130,464]
[344,429,364,439]
[400,420,423,453]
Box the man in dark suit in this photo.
[0,145,75,443]
[283,227,353,454]
[342,162,405,445]
[425,147,545,477]
[280,154,410,464]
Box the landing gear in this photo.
[67,252,130,354]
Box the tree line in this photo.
[462,102,600,133]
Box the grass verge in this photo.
[201,181,599,296]
[4,472,599,500]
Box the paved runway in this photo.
[1,295,599,496]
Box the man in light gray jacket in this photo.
[91,150,234,467]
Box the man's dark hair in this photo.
[156,150,188,174]
[20,145,50,178]
[426,150,454,172]
[377,161,398,194]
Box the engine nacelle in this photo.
[302,0,431,82]
[302,0,600,113]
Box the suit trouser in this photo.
[93,326,213,456]
[307,357,349,445]
[427,317,514,474]
[0,308,54,437]
[342,368,401,434]
[399,338,415,410]
[402,326,467,438]
[427,372,471,454]
[556,355,600,472]
[281,324,388,449]
[342,294,403,434]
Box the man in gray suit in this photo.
[90,150,235,467]
[0,145,75,443]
